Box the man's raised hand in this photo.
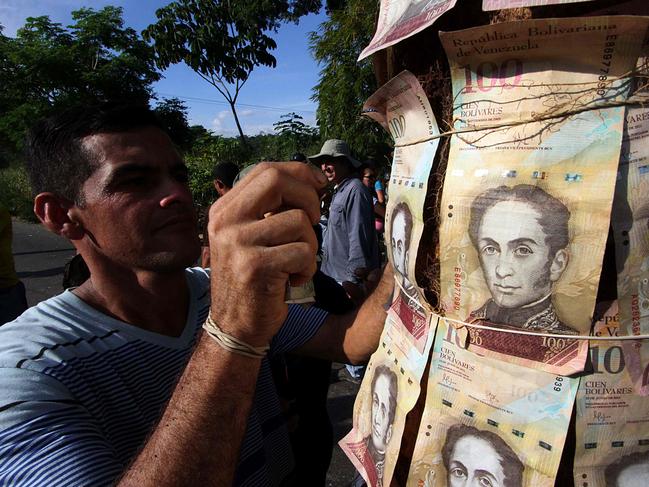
[207,162,327,348]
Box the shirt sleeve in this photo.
[270,304,329,355]
[344,186,377,283]
[0,368,123,486]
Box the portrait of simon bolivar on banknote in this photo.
[604,451,649,487]
[466,184,578,335]
[345,364,399,487]
[438,423,525,487]
[388,200,430,352]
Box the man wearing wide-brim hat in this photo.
[309,139,380,307]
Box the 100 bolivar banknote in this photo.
[340,72,443,486]
[574,301,649,486]
[438,16,649,375]
[364,71,440,357]
[407,318,578,486]
[482,0,594,10]
[613,57,649,342]
[358,0,457,61]
[340,313,439,487]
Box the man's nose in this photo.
[495,254,514,278]
[159,178,192,208]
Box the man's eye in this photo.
[450,468,467,479]
[479,476,494,487]
[514,246,533,256]
[125,177,148,187]
[481,245,498,255]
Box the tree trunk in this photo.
[229,101,248,147]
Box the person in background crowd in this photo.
[201,161,239,267]
[309,139,380,383]
[291,152,307,163]
[212,161,239,198]
[0,203,27,325]
[360,161,386,238]
[0,104,393,486]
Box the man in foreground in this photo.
[0,105,393,486]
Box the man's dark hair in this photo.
[390,201,413,249]
[25,103,165,205]
[604,450,649,486]
[441,424,524,487]
[212,162,239,189]
[371,364,398,426]
[468,185,570,258]
[291,152,307,163]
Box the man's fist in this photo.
[207,162,327,347]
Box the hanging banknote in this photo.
[407,318,579,486]
[574,301,649,486]
[358,0,457,61]
[340,71,442,487]
[610,55,649,400]
[612,57,649,340]
[364,70,440,358]
[340,314,439,487]
[483,0,593,10]
[438,16,649,376]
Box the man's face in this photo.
[214,179,231,197]
[362,168,376,189]
[476,200,565,309]
[617,462,649,487]
[321,158,350,185]
[448,435,506,487]
[391,211,409,279]
[74,126,200,272]
[371,373,394,453]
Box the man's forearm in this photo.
[298,264,394,364]
[119,334,260,486]
[343,265,394,363]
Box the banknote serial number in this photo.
[453,266,462,311]
[596,35,617,97]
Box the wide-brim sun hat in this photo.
[308,139,361,168]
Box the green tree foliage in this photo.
[309,0,391,163]
[153,97,192,150]
[143,0,321,146]
[184,135,251,208]
[272,112,320,158]
[0,7,159,156]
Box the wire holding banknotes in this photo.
[394,276,649,341]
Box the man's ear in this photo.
[213,179,224,192]
[385,424,393,446]
[549,248,569,282]
[33,193,85,240]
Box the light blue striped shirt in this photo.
[0,267,328,486]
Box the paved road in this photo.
[12,219,75,306]
[11,219,359,486]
